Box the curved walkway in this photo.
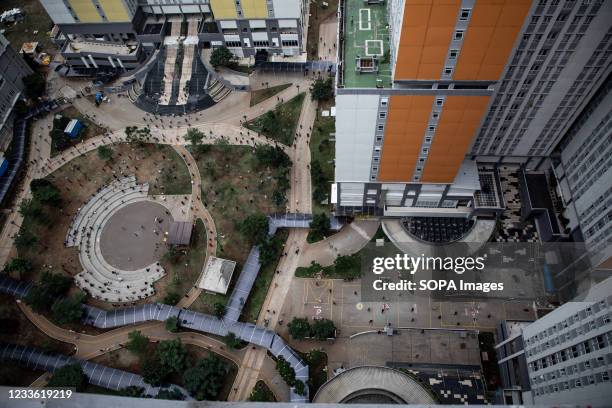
[0,343,190,399]
[299,219,380,267]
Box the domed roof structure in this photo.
[313,366,437,404]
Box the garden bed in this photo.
[250,84,291,106]
[245,93,305,145]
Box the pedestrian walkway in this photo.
[0,343,190,399]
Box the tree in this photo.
[51,291,86,325]
[309,213,331,241]
[97,145,114,161]
[22,73,46,99]
[255,145,291,168]
[48,363,86,391]
[210,46,235,68]
[162,291,181,306]
[24,271,72,312]
[2,257,33,277]
[213,302,226,319]
[119,386,145,398]
[275,355,296,386]
[258,235,283,267]
[183,355,228,400]
[19,199,47,224]
[248,381,275,402]
[142,357,168,386]
[15,227,38,252]
[294,380,306,396]
[31,179,61,207]
[184,128,205,151]
[305,349,326,366]
[288,317,311,340]
[310,78,333,101]
[156,338,187,374]
[333,254,362,280]
[223,332,241,350]
[156,387,185,400]
[311,318,336,340]
[165,315,179,332]
[126,330,149,356]
[237,213,269,246]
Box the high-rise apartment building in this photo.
[39,0,308,72]
[551,74,611,264]
[495,276,612,406]
[333,0,611,221]
[0,34,32,153]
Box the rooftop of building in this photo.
[197,256,236,295]
[340,0,392,89]
[63,40,138,55]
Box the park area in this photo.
[11,142,192,309]
[190,143,289,321]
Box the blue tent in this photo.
[64,119,83,139]
[95,92,103,104]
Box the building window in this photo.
[454,30,464,40]
[432,112,439,119]
[444,66,453,75]
[459,8,471,21]
[435,97,444,106]
[428,125,436,132]
[380,98,388,106]
[377,124,384,131]
[379,111,387,119]
[449,49,459,59]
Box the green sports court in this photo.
[342,0,392,88]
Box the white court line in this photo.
[359,8,371,31]
[365,40,384,56]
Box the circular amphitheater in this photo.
[66,176,173,303]
[313,366,436,405]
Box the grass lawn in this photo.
[192,145,286,316]
[245,93,305,146]
[306,0,339,60]
[250,84,291,106]
[147,146,192,196]
[241,229,288,323]
[310,107,335,213]
[1,0,57,53]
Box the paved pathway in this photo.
[230,87,317,401]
